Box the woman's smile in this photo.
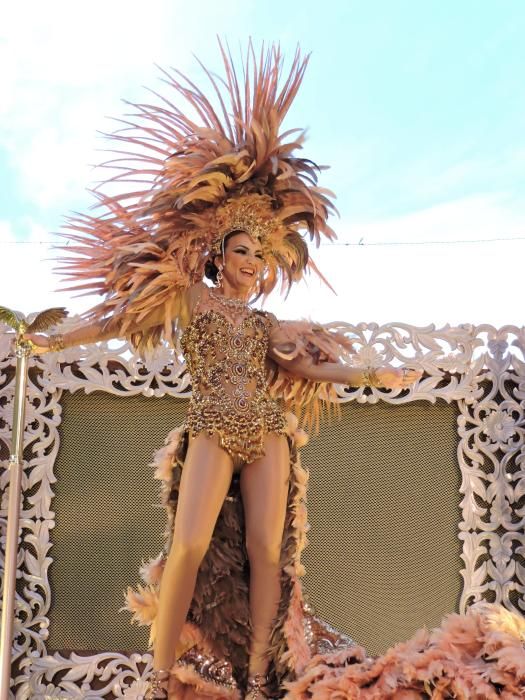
[239,266,255,279]
[220,232,265,293]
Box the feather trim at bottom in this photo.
[283,603,525,700]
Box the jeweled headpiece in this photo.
[57,41,337,350]
[210,195,280,257]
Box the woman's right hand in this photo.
[22,333,52,354]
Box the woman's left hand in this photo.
[376,366,422,389]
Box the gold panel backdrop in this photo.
[49,391,461,657]
[301,399,461,656]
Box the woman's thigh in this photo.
[240,433,290,550]
[172,431,234,547]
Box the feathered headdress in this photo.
[57,40,337,350]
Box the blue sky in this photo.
[1,0,525,325]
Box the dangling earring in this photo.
[216,265,224,288]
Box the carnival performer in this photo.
[24,42,431,700]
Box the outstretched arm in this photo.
[267,316,421,390]
[25,314,146,352]
[270,351,369,387]
[24,315,125,353]
[269,351,420,389]
[24,282,205,353]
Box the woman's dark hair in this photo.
[204,230,246,284]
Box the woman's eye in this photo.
[233,248,262,259]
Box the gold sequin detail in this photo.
[180,306,286,464]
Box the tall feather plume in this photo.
[56,39,337,350]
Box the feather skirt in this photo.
[124,423,525,699]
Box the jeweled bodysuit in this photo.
[125,290,361,695]
[180,292,287,465]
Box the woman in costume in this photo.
[31,230,416,700]
[25,43,525,700]
[25,42,416,698]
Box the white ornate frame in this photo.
[1,319,525,699]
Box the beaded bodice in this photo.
[181,309,269,412]
[180,294,286,464]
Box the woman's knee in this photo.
[245,534,282,567]
[168,534,210,569]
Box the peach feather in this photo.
[122,584,158,626]
[139,552,165,585]
[151,426,183,480]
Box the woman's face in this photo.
[219,231,265,292]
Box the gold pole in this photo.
[0,339,31,700]
[0,305,67,699]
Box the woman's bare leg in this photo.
[153,432,234,671]
[240,433,290,679]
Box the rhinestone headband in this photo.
[210,195,281,256]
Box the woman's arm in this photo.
[266,313,372,386]
[269,351,373,387]
[267,315,421,389]
[25,282,207,353]
[25,315,126,353]
[271,351,421,389]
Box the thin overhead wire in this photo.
[3,235,525,247]
[322,235,525,247]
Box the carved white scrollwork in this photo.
[1,319,524,698]
[457,326,525,613]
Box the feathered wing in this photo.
[56,40,337,351]
[26,307,69,333]
[267,320,356,432]
[0,306,23,332]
